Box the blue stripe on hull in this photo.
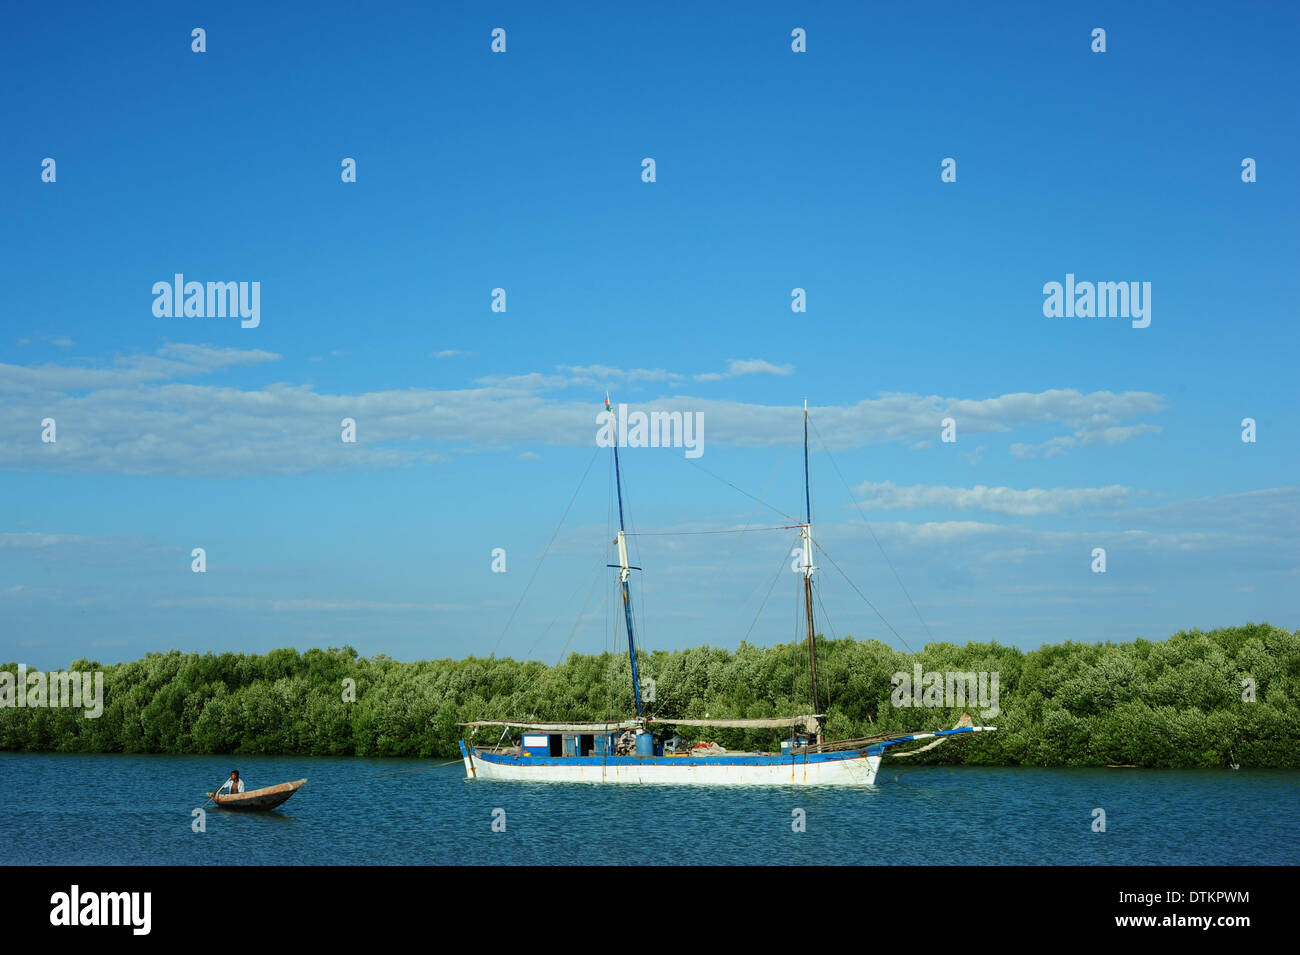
[465,725,983,766]
[469,748,872,767]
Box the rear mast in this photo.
[800,399,823,742]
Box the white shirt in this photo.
[216,777,246,794]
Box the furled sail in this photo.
[460,720,642,733]
[648,715,823,734]
[460,715,824,734]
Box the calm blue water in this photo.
[1,753,1295,865]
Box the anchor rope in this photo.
[299,759,463,789]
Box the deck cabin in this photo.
[520,732,663,757]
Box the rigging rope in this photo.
[506,547,614,708]
[743,540,799,644]
[813,578,838,643]
[681,455,800,523]
[488,445,601,659]
[681,441,795,648]
[624,525,792,536]
[523,547,612,662]
[553,565,618,667]
[813,539,915,655]
[807,416,937,646]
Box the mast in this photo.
[800,399,822,729]
[606,396,644,718]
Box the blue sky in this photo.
[2,1,1297,670]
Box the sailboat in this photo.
[458,399,995,785]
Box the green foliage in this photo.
[1,624,1296,767]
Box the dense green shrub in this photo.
[1,623,1295,766]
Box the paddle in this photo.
[203,777,230,807]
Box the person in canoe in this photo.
[214,770,245,795]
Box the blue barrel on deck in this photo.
[635,732,655,756]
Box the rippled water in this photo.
[2,753,1294,865]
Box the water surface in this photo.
[2,753,1294,865]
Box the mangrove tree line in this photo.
[1,622,1296,767]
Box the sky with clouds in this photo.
[2,1,1296,669]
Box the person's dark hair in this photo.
[231,769,239,776]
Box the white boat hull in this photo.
[461,744,882,785]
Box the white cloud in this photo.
[695,358,794,382]
[1012,421,1161,458]
[1077,423,1162,446]
[825,517,1285,557]
[558,364,686,387]
[156,343,280,370]
[0,532,88,548]
[472,371,573,392]
[1112,487,1300,531]
[0,349,1172,477]
[853,481,1135,516]
[0,343,280,396]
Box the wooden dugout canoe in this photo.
[206,778,307,811]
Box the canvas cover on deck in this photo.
[649,715,822,734]
[460,720,642,733]
[460,715,823,735]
